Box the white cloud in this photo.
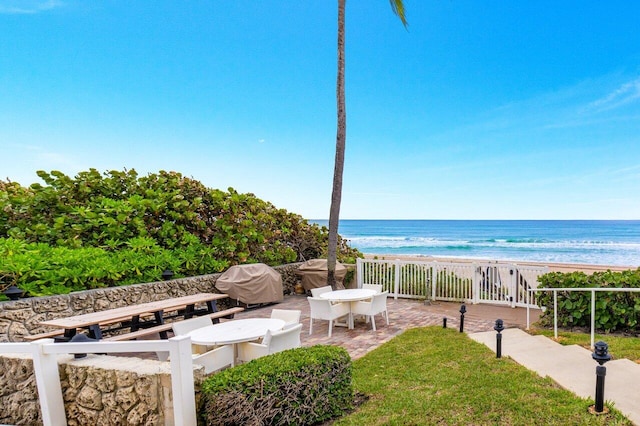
[39,151,71,164]
[14,143,77,169]
[0,0,64,14]
[585,77,640,114]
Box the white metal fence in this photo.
[526,287,640,350]
[356,258,548,308]
[0,336,197,426]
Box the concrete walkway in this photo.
[470,328,640,425]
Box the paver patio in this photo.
[229,294,540,360]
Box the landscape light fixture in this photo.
[3,285,24,300]
[69,333,97,359]
[592,341,612,413]
[494,319,504,358]
[161,269,174,281]
[459,304,466,333]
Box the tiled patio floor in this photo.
[229,294,541,360]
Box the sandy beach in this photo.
[363,253,637,274]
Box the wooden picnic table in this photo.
[39,292,229,341]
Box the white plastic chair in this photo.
[270,309,302,328]
[172,315,213,354]
[310,285,332,297]
[362,284,383,293]
[192,345,234,374]
[237,323,303,363]
[172,315,212,336]
[171,315,234,373]
[307,297,350,337]
[351,291,389,331]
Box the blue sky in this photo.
[1,1,639,220]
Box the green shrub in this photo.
[537,269,640,333]
[0,169,361,266]
[201,345,353,426]
[0,169,363,295]
[0,237,228,296]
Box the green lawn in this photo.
[528,328,640,363]
[333,327,631,425]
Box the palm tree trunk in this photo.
[327,0,346,290]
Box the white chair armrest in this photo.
[192,345,234,374]
[237,341,269,363]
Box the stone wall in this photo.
[0,263,302,425]
[0,352,209,426]
[0,263,301,342]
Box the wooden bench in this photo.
[23,311,161,341]
[24,307,244,342]
[103,307,245,341]
[23,329,66,341]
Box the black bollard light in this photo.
[494,319,504,358]
[69,333,97,359]
[3,285,24,300]
[161,269,174,281]
[459,304,466,333]
[592,341,611,413]
[443,317,447,328]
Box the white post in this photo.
[526,289,530,330]
[472,264,480,304]
[394,259,401,300]
[591,290,596,350]
[553,290,558,340]
[356,258,363,288]
[168,335,197,426]
[431,263,437,302]
[509,267,516,308]
[31,339,67,426]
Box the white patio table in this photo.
[187,318,285,366]
[320,289,376,329]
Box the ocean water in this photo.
[311,220,640,267]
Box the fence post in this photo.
[472,264,480,304]
[394,259,401,300]
[31,339,67,426]
[356,258,363,289]
[431,262,437,302]
[509,266,516,308]
[591,290,596,350]
[526,289,530,330]
[553,290,558,340]
[168,336,197,426]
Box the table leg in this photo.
[349,305,354,329]
[54,328,77,342]
[130,315,141,332]
[88,324,103,340]
[184,304,195,319]
[231,343,237,367]
[207,299,221,323]
[154,310,169,339]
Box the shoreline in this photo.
[362,253,637,274]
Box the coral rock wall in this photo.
[0,263,301,425]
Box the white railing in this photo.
[526,287,640,349]
[0,336,197,426]
[356,258,548,308]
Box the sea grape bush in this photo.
[0,169,361,295]
[0,237,228,295]
[537,269,640,333]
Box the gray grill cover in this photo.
[296,259,347,290]
[215,263,283,304]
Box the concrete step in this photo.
[469,328,640,426]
